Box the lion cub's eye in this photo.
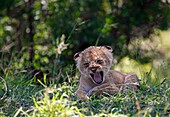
[96,59,104,64]
[83,63,89,68]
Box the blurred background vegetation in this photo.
[0,0,170,80]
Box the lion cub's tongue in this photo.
[94,72,102,83]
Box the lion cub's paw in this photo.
[87,87,99,97]
[75,90,89,100]
[124,72,140,91]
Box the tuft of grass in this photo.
[28,87,84,117]
[0,70,43,117]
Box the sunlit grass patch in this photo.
[114,56,170,86]
[114,56,152,77]
[29,87,84,117]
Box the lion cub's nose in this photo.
[90,67,97,73]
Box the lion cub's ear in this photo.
[74,52,81,61]
[104,46,113,52]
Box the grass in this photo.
[0,62,169,117]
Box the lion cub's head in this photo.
[74,46,113,85]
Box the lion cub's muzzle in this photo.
[89,67,104,84]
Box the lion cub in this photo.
[74,46,139,99]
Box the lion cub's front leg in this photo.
[75,76,94,100]
[87,83,119,97]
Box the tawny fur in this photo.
[74,46,139,99]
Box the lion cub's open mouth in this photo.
[90,71,103,84]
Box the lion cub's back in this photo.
[107,70,126,84]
